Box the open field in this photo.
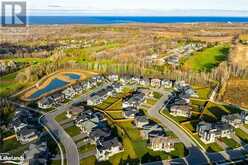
[182,45,229,72]
[229,44,248,68]
[222,79,248,108]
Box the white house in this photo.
[197,121,233,144]
[96,137,123,161]
[170,105,192,118]
[148,137,177,152]
[151,79,161,88]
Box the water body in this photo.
[28,16,248,25]
[64,73,81,80]
[29,78,68,99]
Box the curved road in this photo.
[147,92,210,165]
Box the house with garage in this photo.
[18,127,39,144]
[241,111,248,124]
[66,106,84,120]
[96,137,123,161]
[196,121,234,144]
[170,105,192,118]
[221,113,242,128]
[22,142,49,165]
[38,97,54,109]
[148,137,177,152]
[151,78,161,88]
[123,107,138,119]
[134,115,149,128]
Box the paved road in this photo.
[42,83,110,165]
[147,92,210,165]
[147,92,248,165]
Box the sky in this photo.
[1,0,248,16]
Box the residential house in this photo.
[12,110,32,132]
[131,76,140,84]
[221,113,242,128]
[18,127,38,144]
[22,142,49,165]
[141,122,164,139]
[51,93,65,103]
[89,127,112,143]
[134,116,149,128]
[123,107,137,119]
[12,118,28,132]
[38,97,54,109]
[108,74,119,81]
[66,106,84,120]
[161,80,173,88]
[139,77,150,86]
[96,137,123,161]
[148,137,177,152]
[122,91,145,108]
[170,105,192,118]
[151,79,161,88]
[112,82,123,93]
[241,111,248,124]
[62,87,76,99]
[77,119,98,135]
[73,84,83,94]
[197,121,234,144]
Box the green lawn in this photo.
[0,138,29,156]
[201,102,231,122]
[183,45,229,72]
[78,144,96,154]
[108,111,124,120]
[64,126,81,137]
[182,121,197,133]
[153,92,162,99]
[235,128,248,143]
[193,87,211,99]
[55,112,67,122]
[146,99,158,106]
[80,156,96,165]
[221,138,241,149]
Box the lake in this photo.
[29,78,68,99]
[64,73,81,80]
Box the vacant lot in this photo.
[222,79,248,108]
[183,45,229,72]
[230,44,248,68]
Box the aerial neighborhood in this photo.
[1,23,248,165]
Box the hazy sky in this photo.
[2,0,248,16]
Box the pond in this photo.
[64,73,81,80]
[29,78,68,99]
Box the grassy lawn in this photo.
[118,122,141,141]
[107,111,124,120]
[193,87,211,99]
[221,138,241,149]
[0,138,29,156]
[183,45,229,72]
[181,121,198,133]
[162,109,189,123]
[80,156,96,165]
[64,126,81,137]
[235,128,248,143]
[201,102,231,122]
[146,99,158,106]
[55,112,67,122]
[78,144,96,154]
[106,100,122,111]
[153,92,162,99]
